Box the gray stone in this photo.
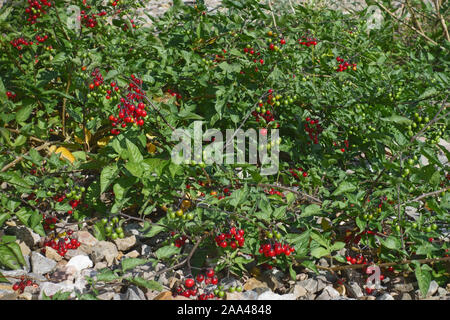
[17,241,31,257]
[141,244,152,256]
[427,281,439,297]
[291,284,307,299]
[38,282,74,299]
[126,285,146,300]
[31,252,57,275]
[401,293,412,300]
[242,290,259,300]
[318,258,329,268]
[94,262,108,270]
[306,293,316,300]
[18,292,33,300]
[97,291,115,300]
[77,231,98,255]
[377,293,394,300]
[64,249,88,259]
[114,235,137,252]
[298,278,318,293]
[394,283,414,293]
[66,255,93,273]
[316,275,329,292]
[45,246,64,262]
[125,250,140,258]
[0,289,16,300]
[316,291,331,300]
[317,286,340,300]
[257,291,296,300]
[437,287,447,296]
[90,241,118,266]
[7,226,41,248]
[348,282,364,298]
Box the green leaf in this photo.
[0,271,8,283]
[100,164,118,194]
[96,269,121,282]
[301,204,321,217]
[126,139,143,163]
[414,263,431,297]
[301,260,319,274]
[121,258,148,273]
[332,181,356,196]
[331,241,345,251]
[155,245,180,260]
[5,242,26,267]
[381,115,412,125]
[310,232,329,248]
[15,105,34,123]
[288,264,296,281]
[381,236,401,250]
[143,224,166,238]
[310,247,330,258]
[127,276,163,291]
[272,205,287,219]
[92,221,106,241]
[0,245,21,270]
[104,70,119,81]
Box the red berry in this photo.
[185,278,195,288]
[206,269,215,278]
[196,274,204,283]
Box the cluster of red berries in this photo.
[42,234,81,257]
[10,38,33,51]
[109,76,148,135]
[265,188,285,197]
[214,227,245,249]
[304,117,323,144]
[298,36,318,47]
[346,254,367,265]
[171,232,188,248]
[346,230,378,244]
[335,57,357,72]
[251,109,275,124]
[25,0,52,24]
[122,19,138,31]
[111,0,120,7]
[53,194,67,203]
[68,199,81,213]
[12,276,38,294]
[88,69,104,90]
[167,89,182,100]
[6,91,17,100]
[333,139,349,153]
[289,167,309,179]
[258,242,295,257]
[43,215,57,231]
[174,269,219,300]
[35,34,48,43]
[243,46,261,56]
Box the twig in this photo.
[433,0,450,42]
[151,234,207,279]
[373,0,444,50]
[267,0,277,28]
[396,187,450,208]
[316,256,450,272]
[256,183,322,204]
[1,142,52,173]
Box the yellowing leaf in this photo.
[97,136,113,148]
[74,129,92,145]
[49,146,75,164]
[321,218,332,231]
[147,142,156,154]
